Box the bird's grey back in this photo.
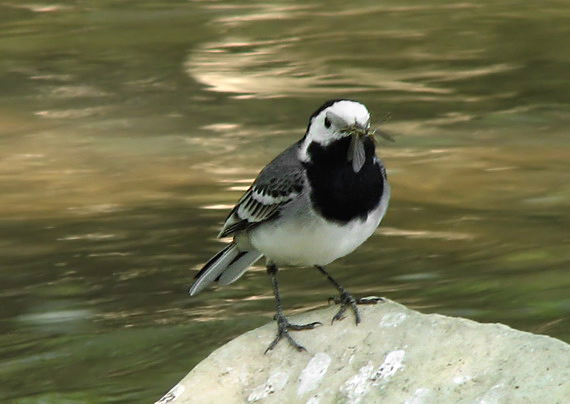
[253,142,305,196]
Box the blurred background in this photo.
[1,0,569,402]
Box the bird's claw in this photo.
[330,293,384,325]
[265,314,321,354]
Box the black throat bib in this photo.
[304,137,384,224]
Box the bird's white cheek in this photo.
[297,142,310,163]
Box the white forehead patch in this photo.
[324,100,370,129]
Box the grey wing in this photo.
[218,144,305,238]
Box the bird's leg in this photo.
[265,263,321,353]
[315,265,383,325]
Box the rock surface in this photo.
[156,299,570,404]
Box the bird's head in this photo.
[299,99,375,173]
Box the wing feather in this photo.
[218,144,305,238]
[218,184,300,238]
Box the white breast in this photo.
[246,182,390,266]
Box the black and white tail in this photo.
[189,243,263,296]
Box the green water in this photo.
[1,0,569,402]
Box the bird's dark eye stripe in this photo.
[324,117,331,128]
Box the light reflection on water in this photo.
[0,0,569,402]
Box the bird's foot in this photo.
[265,313,321,354]
[328,293,384,325]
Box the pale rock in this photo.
[156,299,570,404]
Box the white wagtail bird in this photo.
[189,99,391,352]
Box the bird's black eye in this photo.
[324,117,331,128]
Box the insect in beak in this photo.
[325,110,394,173]
[344,124,369,173]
